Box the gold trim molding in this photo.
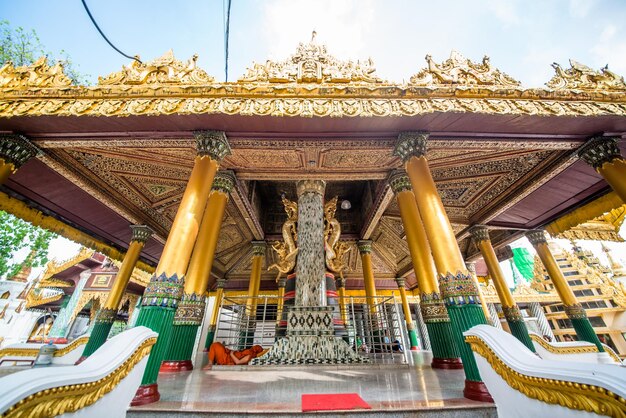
[529,333,597,355]
[465,335,626,417]
[3,337,156,418]
[0,336,89,360]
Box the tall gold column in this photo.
[578,136,626,203]
[0,134,40,184]
[276,276,287,326]
[335,276,349,328]
[465,261,492,325]
[394,132,491,402]
[242,241,266,347]
[205,278,227,349]
[470,226,534,351]
[357,240,377,313]
[388,170,461,367]
[163,170,235,371]
[526,230,604,350]
[132,131,231,405]
[394,277,420,350]
[80,225,153,360]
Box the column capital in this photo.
[465,261,476,274]
[296,179,325,197]
[578,136,622,169]
[193,130,231,162]
[357,239,373,254]
[393,131,429,163]
[130,224,153,244]
[211,169,236,194]
[525,229,547,246]
[394,277,406,289]
[277,277,287,288]
[0,134,41,169]
[216,278,227,289]
[251,240,267,257]
[469,225,490,243]
[388,169,412,194]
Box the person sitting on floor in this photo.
[203,342,264,369]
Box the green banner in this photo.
[512,248,534,281]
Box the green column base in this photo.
[164,324,200,361]
[425,320,460,359]
[408,328,419,349]
[135,305,177,386]
[507,319,535,352]
[446,304,487,382]
[82,320,114,358]
[571,316,604,351]
[205,327,216,350]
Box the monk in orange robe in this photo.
[204,342,264,369]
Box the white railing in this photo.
[529,332,623,365]
[0,326,157,418]
[465,325,626,418]
[0,335,90,367]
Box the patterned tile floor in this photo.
[129,351,497,416]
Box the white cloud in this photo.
[483,0,522,26]
[568,0,598,18]
[259,0,376,62]
[590,24,626,76]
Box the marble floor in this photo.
[128,352,497,417]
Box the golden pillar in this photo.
[470,226,534,351]
[175,171,236,325]
[335,276,349,327]
[133,131,231,404]
[246,241,267,316]
[465,261,492,325]
[0,134,40,185]
[389,170,461,366]
[81,225,153,359]
[357,240,377,314]
[579,136,626,203]
[394,132,491,402]
[205,278,227,349]
[276,276,287,326]
[394,277,420,350]
[526,230,604,350]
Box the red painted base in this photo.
[463,380,494,403]
[131,383,160,406]
[159,360,193,373]
[74,355,87,365]
[410,346,419,351]
[431,357,464,369]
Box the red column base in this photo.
[131,383,160,406]
[74,355,87,365]
[463,380,493,403]
[431,357,464,369]
[159,360,193,373]
[410,346,419,351]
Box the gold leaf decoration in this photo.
[0,57,72,89]
[98,50,214,86]
[547,59,626,91]
[409,51,521,88]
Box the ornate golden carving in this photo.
[0,336,89,360]
[0,57,72,89]
[410,51,521,88]
[529,333,598,355]
[465,335,626,417]
[547,60,626,91]
[268,197,299,281]
[323,196,351,277]
[3,337,156,418]
[238,33,382,84]
[98,50,214,86]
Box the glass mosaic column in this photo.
[526,230,604,351]
[394,132,491,402]
[487,303,503,330]
[162,170,235,372]
[132,131,230,406]
[470,226,534,351]
[529,302,555,341]
[578,136,626,203]
[389,171,461,367]
[81,225,153,360]
[0,134,40,184]
[47,274,89,339]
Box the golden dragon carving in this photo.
[268,196,299,281]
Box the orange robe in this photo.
[208,342,235,365]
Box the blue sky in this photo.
[2,0,626,86]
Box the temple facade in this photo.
[0,37,625,414]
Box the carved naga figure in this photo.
[324,196,350,276]
[268,196,299,281]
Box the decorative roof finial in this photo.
[311,30,317,43]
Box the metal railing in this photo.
[214,294,409,363]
